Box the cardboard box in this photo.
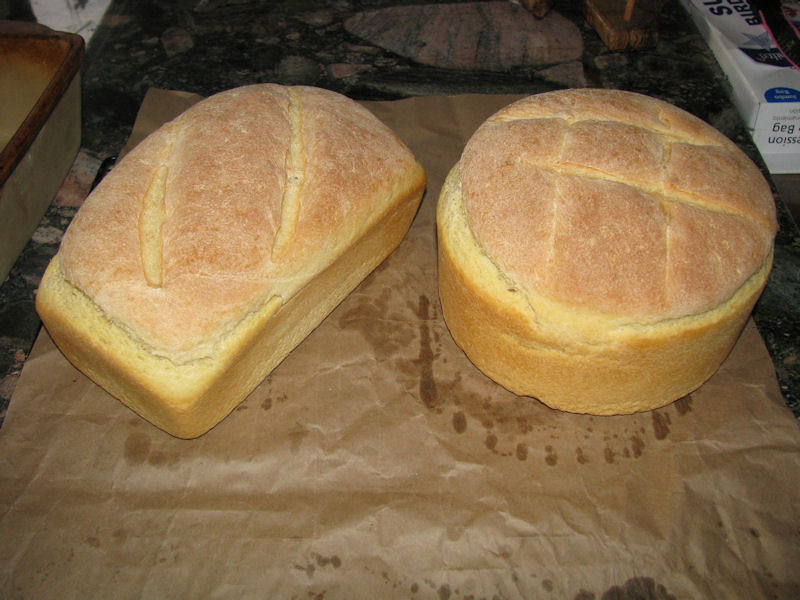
[681,0,800,174]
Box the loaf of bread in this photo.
[437,89,776,415]
[37,84,426,438]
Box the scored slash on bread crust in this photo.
[138,164,168,287]
[272,87,304,259]
[36,84,426,438]
[437,89,777,415]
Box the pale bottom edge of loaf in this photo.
[436,165,772,416]
[36,184,424,438]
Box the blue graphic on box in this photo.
[765,87,800,101]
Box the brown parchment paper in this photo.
[1,89,799,600]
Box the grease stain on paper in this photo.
[652,410,672,440]
[337,286,416,358]
[630,434,645,458]
[452,410,467,433]
[147,449,178,467]
[123,432,179,468]
[648,394,693,441]
[674,394,693,415]
[293,552,341,578]
[574,576,677,600]
[123,432,150,465]
[414,294,439,412]
[338,285,443,416]
[294,561,315,578]
[544,445,558,466]
[437,387,696,467]
[516,442,528,461]
[313,552,341,568]
[257,376,287,411]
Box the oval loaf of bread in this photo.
[437,89,776,415]
[37,84,426,438]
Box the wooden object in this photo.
[585,0,664,50]
[520,0,556,19]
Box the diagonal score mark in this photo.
[518,157,755,222]
[138,164,168,287]
[485,114,755,221]
[487,111,726,148]
[273,87,305,259]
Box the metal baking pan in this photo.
[0,20,84,282]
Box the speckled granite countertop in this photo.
[1,0,798,424]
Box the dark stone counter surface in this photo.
[1,0,798,425]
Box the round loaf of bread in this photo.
[437,89,777,415]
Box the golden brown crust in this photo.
[56,84,424,359]
[460,89,776,322]
[37,84,426,437]
[437,89,776,415]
